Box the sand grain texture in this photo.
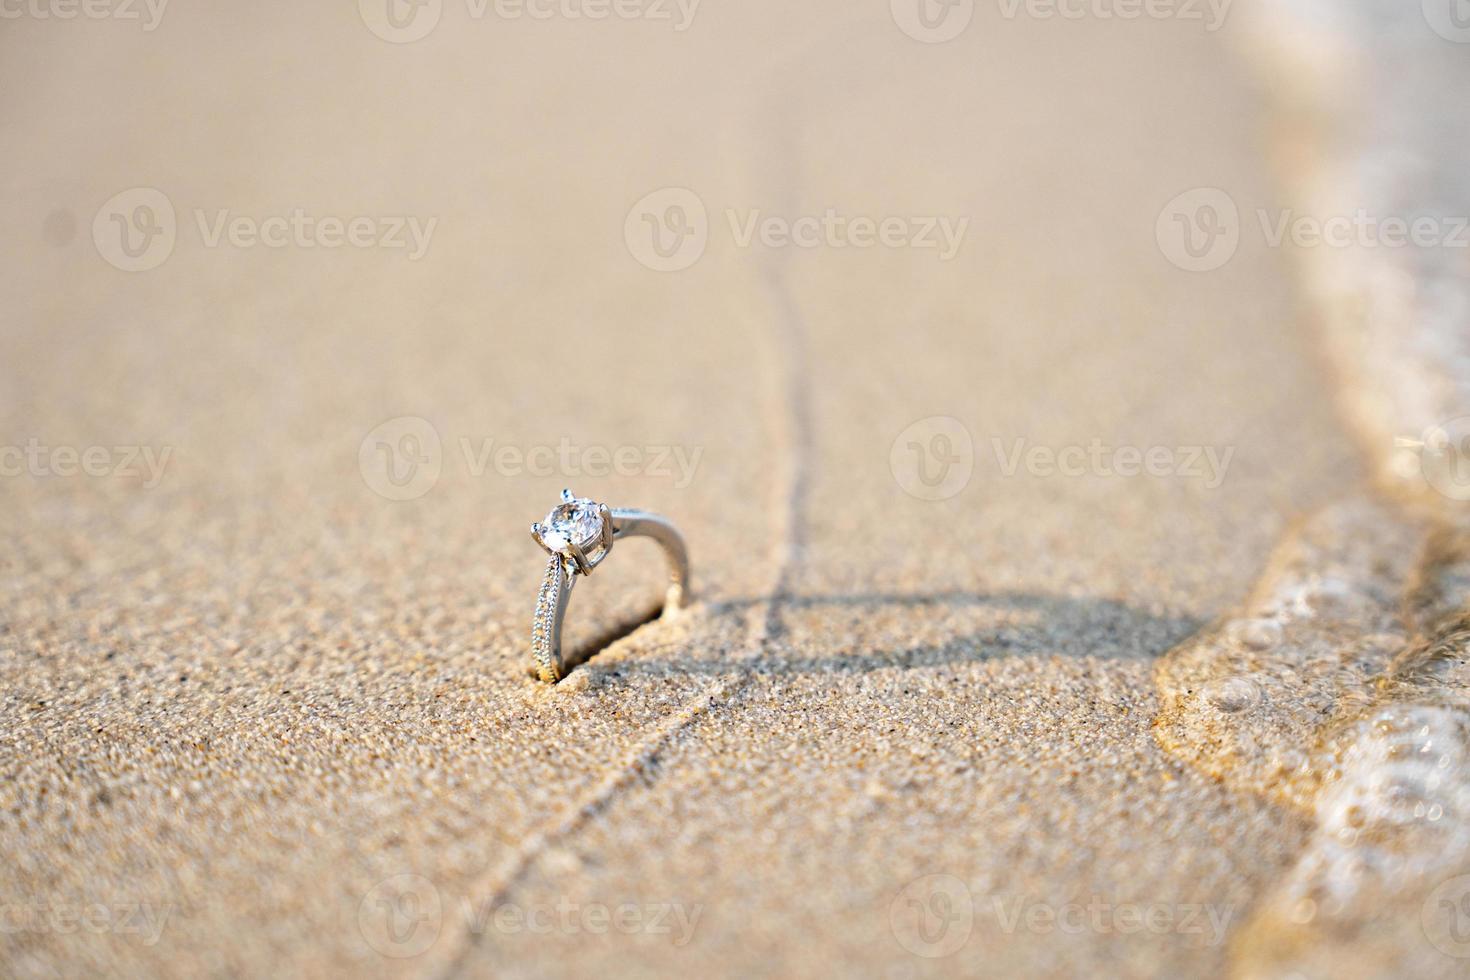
[1,2,1453,978]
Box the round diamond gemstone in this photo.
[540,499,602,553]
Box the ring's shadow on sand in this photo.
[573,591,1204,681]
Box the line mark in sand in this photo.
[432,184,815,980]
[430,673,736,979]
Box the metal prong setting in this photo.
[565,538,593,575]
[598,504,615,550]
[531,522,550,554]
[560,488,574,503]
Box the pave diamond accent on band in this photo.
[528,489,689,683]
[531,553,568,680]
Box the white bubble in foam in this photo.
[1207,675,1264,713]
[1230,618,1284,650]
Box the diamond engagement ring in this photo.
[529,489,690,682]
